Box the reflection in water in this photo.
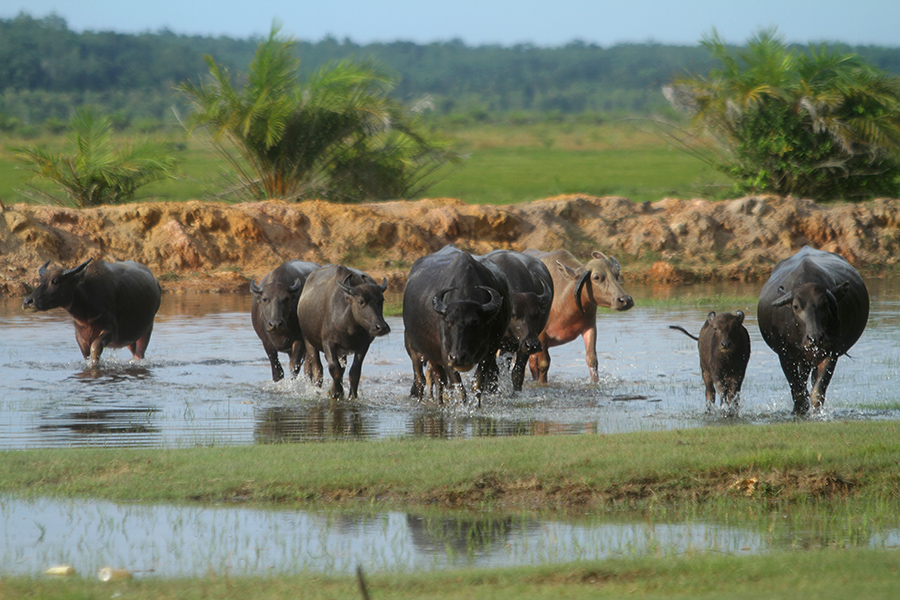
[2,279,900,449]
[2,496,897,578]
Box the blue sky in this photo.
[3,0,899,47]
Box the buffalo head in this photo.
[250,276,304,335]
[772,281,850,351]
[23,259,93,312]
[339,274,391,338]
[432,286,503,372]
[560,251,634,313]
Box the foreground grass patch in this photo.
[2,421,899,512]
[3,548,898,599]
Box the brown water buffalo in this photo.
[670,311,751,415]
[23,258,161,364]
[481,250,553,391]
[524,249,634,383]
[296,264,390,400]
[403,245,511,404]
[250,260,321,381]
[757,246,869,414]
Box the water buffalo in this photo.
[481,250,553,391]
[23,258,161,364]
[296,264,390,400]
[250,260,321,381]
[757,246,869,414]
[524,249,634,383]
[403,245,511,404]
[670,311,751,415]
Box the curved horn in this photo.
[38,261,51,278]
[574,270,591,313]
[432,288,455,315]
[735,310,745,323]
[250,279,263,295]
[538,277,553,308]
[62,258,92,279]
[772,291,794,307]
[288,278,303,294]
[379,277,388,293]
[338,274,358,296]
[476,286,503,315]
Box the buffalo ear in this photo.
[772,292,794,307]
[706,311,717,323]
[830,281,851,302]
[735,310,745,323]
[555,261,578,281]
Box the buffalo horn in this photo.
[476,286,503,315]
[38,261,51,278]
[772,292,794,307]
[432,288,456,315]
[250,280,263,295]
[574,270,591,313]
[288,278,304,294]
[379,277,388,292]
[62,258,92,279]
[338,274,359,296]
[538,277,553,308]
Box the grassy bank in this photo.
[3,548,898,599]
[3,421,899,512]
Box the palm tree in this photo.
[664,29,900,200]
[179,26,459,202]
[15,107,176,207]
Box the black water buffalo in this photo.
[403,245,511,404]
[757,246,869,414]
[250,260,321,381]
[23,258,161,364]
[524,249,634,383]
[296,264,390,400]
[670,311,751,415]
[481,250,553,391]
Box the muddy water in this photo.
[2,281,900,449]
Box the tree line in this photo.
[5,11,900,132]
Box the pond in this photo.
[2,280,900,579]
[3,496,898,578]
[2,280,900,449]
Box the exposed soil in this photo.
[3,194,900,297]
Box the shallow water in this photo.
[2,281,900,449]
[3,496,898,578]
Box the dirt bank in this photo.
[2,194,899,296]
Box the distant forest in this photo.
[3,12,900,132]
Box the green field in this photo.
[0,121,731,206]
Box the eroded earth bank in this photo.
[2,194,900,296]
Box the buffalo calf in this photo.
[296,265,390,400]
[671,311,751,414]
[23,258,161,364]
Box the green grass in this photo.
[2,421,899,511]
[3,549,898,599]
[0,122,731,206]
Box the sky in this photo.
[2,0,899,48]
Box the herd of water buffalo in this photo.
[21,244,869,415]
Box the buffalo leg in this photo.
[347,349,369,400]
[408,351,427,399]
[810,356,838,411]
[323,345,345,400]
[305,340,324,387]
[701,370,717,413]
[267,350,285,382]
[130,327,153,360]
[511,352,528,391]
[779,354,812,415]
[288,340,306,379]
[582,325,599,383]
